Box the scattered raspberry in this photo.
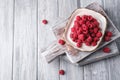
[58,39,65,45]
[103,47,111,53]
[42,19,48,24]
[106,31,112,37]
[59,70,65,75]
[104,36,111,42]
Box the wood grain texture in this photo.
[80,0,109,80]
[58,0,83,80]
[38,0,60,80]
[103,0,120,80]
[13,0,37,80]
[0,0,13,80]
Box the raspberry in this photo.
[91,33,96,38]
[76,42,82,47]
[96,31,102,38]
[103,47,111,53]
[83,30,88,34]
[77,39,82,43]
[85,41,91,46]
[42,19,48,24]
[79,20,85,25]
[104,36,111,41]
[106,31,112,37]
[94,21,99,27]
[78,34,85,40]
[76,16,82,21]
[89,29,94,33]
[70,33,73,38]
[59,70,65,75]
[58,39,65,45]
[91,42,97,46]
[82,24,88,31]
[94,37,99,42]
[74,21,80,27]
[82,15,88,21]
[73,33,78,39]
[88,24,93,28]
[86,36,92,42]
[87,15,93,21]
[71,27,75,32]
[94,28,99,33]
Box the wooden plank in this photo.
[13,0,37,80]
[58,0,84,80]
[80,0,109,80]
[38,0,60,80]
[0,0,13,80]
[103,0,120,80]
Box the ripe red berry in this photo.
[106,31,112,37]
[76,42,82,47]
[58,39,65,45]
[59,70,65,75]
[94,28,99,33]
[76,16,82,21]
[91,42,97,46]
[96,31,102,38]
[103,47,111,53]
[104,36,111,42]
[87,15,93,21]
[71,27,75,32]
[82,24,88,31]
[85,41,91,46]
[86,36,92,42]
[42,19,48,24]
[94,37,99,42]
[78,34,85,40]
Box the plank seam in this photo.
[11,0,15,80]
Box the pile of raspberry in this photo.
[70,15,102,48]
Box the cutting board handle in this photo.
[41,41,66,63]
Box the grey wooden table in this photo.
[0,0,120,80]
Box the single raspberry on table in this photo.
[103,47,111,53]
[106,31,112,37]
[59,70,65,75]
[42,19,48,24]
[58,39,65,45]
[104,36,111,42]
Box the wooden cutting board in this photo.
[61,3,120,65]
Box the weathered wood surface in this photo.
[0,0,120,80]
